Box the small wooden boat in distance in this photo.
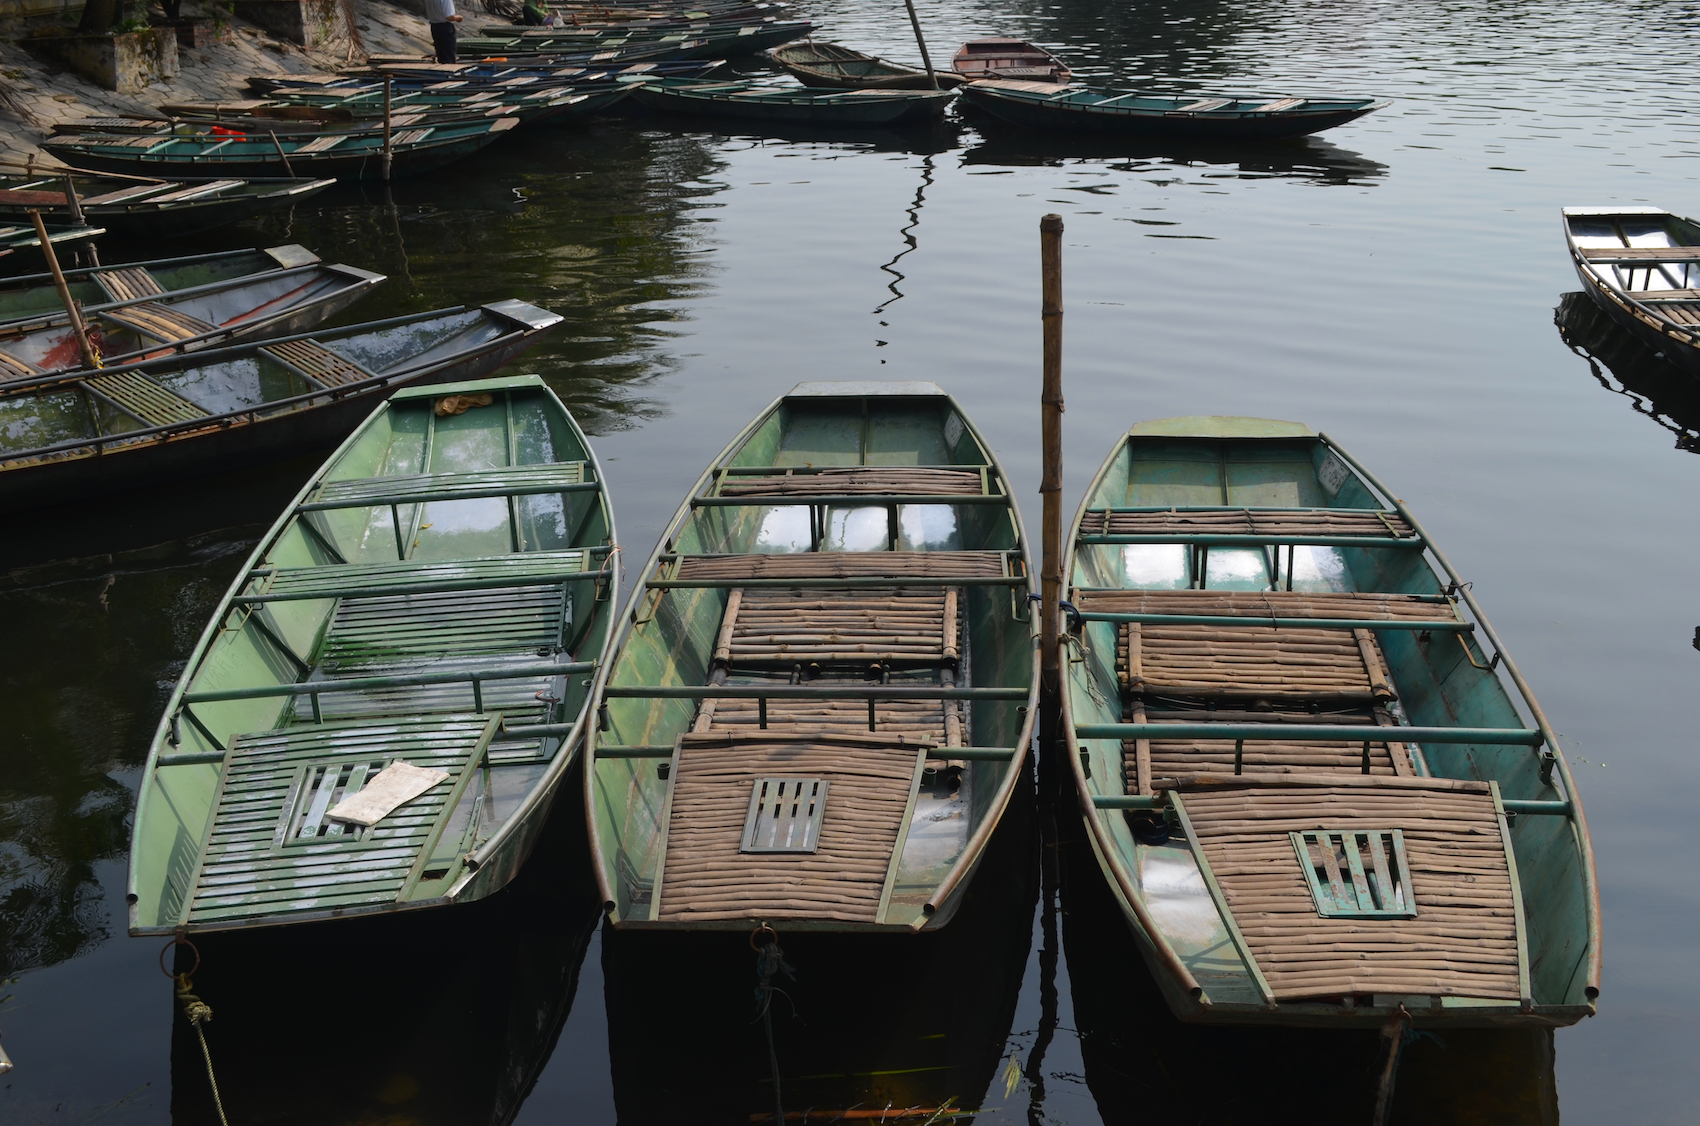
[1062,417,1599,1026]
[952,38,1070,84]
[628,79,953,124]
[1563,205,1700,377]
[962,82,1387,141]
[130,373,617,934]
[588,381,1038,932]
[0,300,562,512]
[768,41,966,89]
[0,244,320,325]
[0,173,336,240]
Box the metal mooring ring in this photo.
[158,936,201,981]
[749,922,778,952]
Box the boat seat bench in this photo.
[237,547,599,603]
[84,370,209,427]
[92,266,166,302]
[714,466,986,498]
[302,460,594,511]
[102,301,220,344]
[1077,506,1419,546]
[261,339,374,388]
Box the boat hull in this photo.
[962,84,1382,141]
[1564,207,1700,377]
[630,83,950,124]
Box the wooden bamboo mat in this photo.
[674,550,1007,581]
[1078,508,1416,538]
[1118,622,1395,700]
[654,733,925,924]
[716,587,959,664]
[717,467,984,497]
[694,692,959,745]
[1178,781,1520,1002]
[1075,589,1457,622]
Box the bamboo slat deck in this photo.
[717,467,984,496]
[1117,623,1396,699]
[103,301,218,343]
[1176,780,1521,1001]
[715,587,960,663]
[261,339,374,387]
[673,550,1007,581]
[693,692,960,743]
[1077,508,1417,539]
[93,266,165,301]
[86,370,208,426]
[1074,589,1458,622]
[654,733,926,923]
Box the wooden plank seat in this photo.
[79,183,173,205]
[1078,507,1417,540]
[92,266,166,302]
[1075,588,1459,623]
[239,547,594,603]
[1171,97,1233,113]
[304,461,589,510]
[1169,776,1523,1002]
[183,714,498,926]
[146,179,245,203]
[717,466,985,497]
[714,587,961,666]
[674,550,1008,582]
[1116,621,1399,700]
[292,135,347,154]
[84,370,209,426]
[101,301,219,344]
[260,338,374,387]
[1580,245,1700,262]
[1251,97,1306,113]
[693,687,963,745]
[1628,289,1700,302]
[651,732,928,924]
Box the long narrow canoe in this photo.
[952,38,1070,83]
[0,244,319,325]
[454,20,810,61]
[164,83,635,128]
[1563,205,1700,377]
[962,81,1388,140]
[250,59,722,92]
[588,381,1038,932]
[1062,417,1600,1027]
[130,373,617,935]
[0,300,562,512]
[769,40,966,90]
[43,116,519,181]
[629,79,953,124]
[0,260,383,374]
[0,173,335,239]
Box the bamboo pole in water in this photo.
[29,210,99,371]
[381,77,394,181]
[1040,213,1064,696]
[901,0,939,89]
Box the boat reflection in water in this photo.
[961,127,1388,187]
[167,800,603,1125]
[603,776,1037,1122]
[1056,811,1559,1125]
[1556,290,1700,453]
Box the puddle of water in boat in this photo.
[4,0,1698,1121]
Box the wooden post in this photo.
[901,0,939,90]
[62,173,97,267]
[30,210,100,372]
[1040,213,1064,696]
[381,76,394,181]
[268,131,296,178]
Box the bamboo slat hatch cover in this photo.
[655,733,925,923]
[1177,780,1520,1001]
[1078,509,1416,539]
[719,587,959,663]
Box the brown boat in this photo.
[952,37,1071,84]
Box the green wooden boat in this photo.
[0,172,335,239]
[0,258,383,375]
[629,79,954,124]
[588,381,1037,933]
[1061,417,1600,1026]
[768,40,966,90]
[0,300,562,512]
[0,221,103,271]
[42,116,519,182]
[129,373,617,934]
[163,82,635,128]
[0,244,320,325]
[453,19,811,61]
[961,80,1387,141]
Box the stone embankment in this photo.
[0,0,434,167]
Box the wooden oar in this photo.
[28,209,100,371]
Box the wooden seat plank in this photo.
[310,461,588,507]
[92,266,165,302]
[260,338,374,387]
[674,550,1007,581]
[84,370,208,426]
[1079,508,1417,540]
[246,548,591,601]
[718,466,984,497]
[101,300,219,343]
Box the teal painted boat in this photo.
[961,80,1387,141]
[768,40,967,90]
[129,372,618,934]
[629,79,954,124]
[1061,417,1600,1026]
[0,244,320,325]
[455,19,810,60]
[0,173,335,239]
[163,82,636,128]
[587,381,1038,933]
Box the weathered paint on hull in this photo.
[962,88,1380,140]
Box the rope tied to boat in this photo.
[161,938,230,1126]
[751,923,796,1125]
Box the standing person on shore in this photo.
[424,0,463,63]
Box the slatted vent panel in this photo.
[85,370,208,426]
[260,339,373,387]
[276,758,384,845]
[739,778,828,853]
[1291,829,1417,918]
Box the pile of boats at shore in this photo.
[18,0,1389,203]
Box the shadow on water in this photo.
[1555,290,1700,453]
[602,770,1039,1122]
[167,787,604,1126]
[1053,791,1558,1126]
[613,107,969,157]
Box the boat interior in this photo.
[0,245,316,321]
[130,376,614,933]
[953,38,1069,81]
[1566,205,1700,309]
[594,383,1036,931]
[1067,417,1592,1023]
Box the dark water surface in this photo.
[5,0,1699,1121]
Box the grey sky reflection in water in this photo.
[4,0,1700,1121]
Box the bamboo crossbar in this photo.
[691,493,1006,507]
[296,480,601,511]
[233,572,603,603]
[1076,723,1542,745]
[1076,533,1423,548]
[647,576,1023,589]
[603,685,1026,700]
[1091,794,1163,809]
[156,749,228,767]
[182,660,593,703]
[582,742,1015,760]
[1079,611,1471,632]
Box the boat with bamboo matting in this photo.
[629,79,952,124]
[768,40,965,89]
[0,220,102,270]
[1062,416,1599,1026]
[250,59,722,92]
[1563,205,1700,378]
[164,82,635,128]
[0,244,319,325]
[951,38,1070,84]
[129,372,617,934]
[0,171,335,239]
[0,300,562,512]
[961,82,1387,141]
[0,257,383,373]
[42,116,518,181]
[588,381,1038,932]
